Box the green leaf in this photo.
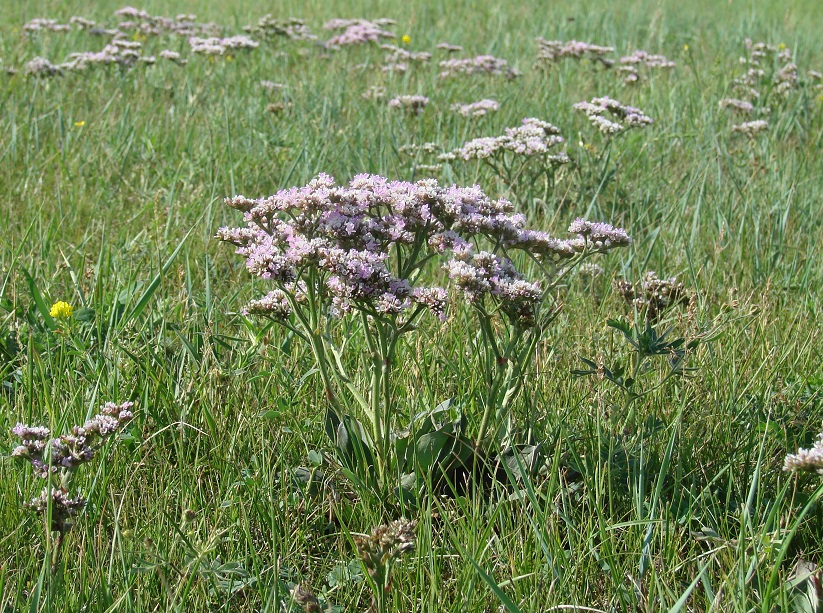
[73,306,95,322]
[21,268,55,331]
[414,430,449,474]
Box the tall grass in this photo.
[1,0,822,610]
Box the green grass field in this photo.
[2,0,823,611]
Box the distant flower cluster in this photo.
[574,97,653,135]
[189,35,259,56]
[719,98,755,115]
[323,18,396,48]
[733,39,796,100]
[442,117,568,163]
[438,55,520,79]
[112,7,221,37]
[380,44,432,73]
[243,15,316,42]
[388,95,430,114]
[25,38,157,75]
[362,85,387,100]
[534,38,614,67]
[451,99,500,117]
[260,80,285,92]
[613,271,688,320]
[618,50,675,84]
[731,119,769,137]
[436,42,463,53]
[23,18,71,32]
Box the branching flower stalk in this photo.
[11,401,134,571]
[218,175,630,485]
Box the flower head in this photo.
[50,301,74,319]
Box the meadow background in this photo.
[1,0,823,610]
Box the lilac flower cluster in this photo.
[260,80,285,92]
[446,250,543,325]
[23,18,71,33]
[442,118,568,163]
[362,85,387,100]
[436,42,463,53]
[189,35,259,56]
[62,40,156,70]
[25,57,63,77]
[219,174,630,322]
[323,19,396,48]
[380,44,432,73]
[574,97,653,135]
[12,402,134,478]
[618,50,675,84]
[719,98,755,115]
[25,488,86,534]
[451,99,500,117]
[438,55,520,79]
[734,39,797,100]
[784,429,823,475]
[160,49,187,65]
[731,119,769,137]
[614,271,688,319]
[535,38,614,67]
[243,15,316,42]
[113,7,221,38]
[387,95,430,114]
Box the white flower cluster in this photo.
[387,95,430,114]
[574,97,653,135]
[731,119,769,137]
[443,118,568,162]
[189,35,259,55]
[784,429,823,475]
[450,99,500,117]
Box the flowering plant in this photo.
[11,402,134,568]
[218,174,630,496]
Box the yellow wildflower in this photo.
[49,301,73,319]
[226,54,234,62]
[401,35,411,45]
[683,44,689,52]
[778,43,786,50]
[74,121,85,127]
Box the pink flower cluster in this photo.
[574,97,653,134]
[11,402,134,478]
[189,35,259,55]
[719,98,755,114]
[731,119,769,137]
[734,39,797,100]
[323,18,396,48]
[243,15,316,42]
[388,95,430,114]
[618,50,675,84]
[535,38,614,67]
[450,99,500,117]
[218,174,631,324]
[381,45,432,73]
[113,7,221,37]
[442,118,569,163]
[438,55,520,79]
